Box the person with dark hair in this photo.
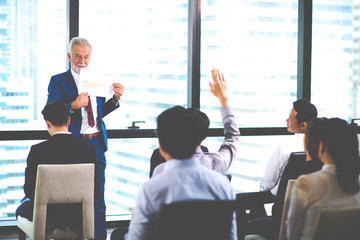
[149,108,210,177]
[150,68,240,177]
[47,37,125,239]
[260,99,318,196]
[240,119,324,240]
[111,69,237,240]
[15,100,99,229]
[286,117,360,239]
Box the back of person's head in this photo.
[293,99,318,124]
[42,101,69,127]
[157,106,198,159]
[306,117,360,194]
[305,118,326,164]
[186,108,210,145]
[68,37,92,54]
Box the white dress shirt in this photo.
[260,133,305,195]
[286,164,360,240]
[71,69,98,134]
[125,157,237,240]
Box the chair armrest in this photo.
[236,191,275,209]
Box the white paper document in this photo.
[78,69,118,97]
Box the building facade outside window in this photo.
[0,0,359,219]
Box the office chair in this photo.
[245,179,296,240]
[235,152,307,236]
[312,206,360,240]
[17,164,95,240]
[155,200,236,240]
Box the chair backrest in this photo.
[312,206,360,240]
[278,179,295,240]
[272,152,307,221]
[155,200,235,240]
[32,164,94,240]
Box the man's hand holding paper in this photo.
[112,82,125,101]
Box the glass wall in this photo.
[200,0,298,127]
[0,0,67,219]
[0,0,67,131]
[105,135,289,216]
[1,0,359,220]
[0,140,40,218]
[79,0,189,130]
[312,0,357,120]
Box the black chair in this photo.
[235,152,309,239]
[271,152,322,228]
[155,200,235,240]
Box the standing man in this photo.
[260,99,317,196]
[47,37,124,240]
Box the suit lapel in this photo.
[65,69,79,96]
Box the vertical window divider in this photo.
[297,0,313,101]
[67,0,79,69]
[187,0,201,109]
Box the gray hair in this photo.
[68,37,92,55]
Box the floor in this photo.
[0,228,116,240]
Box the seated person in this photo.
[260,99,317,196]
[15,100,99,230]
[286,118,360,239]
[150,145,208,178]
[111,69,237,240]
[239,127,323,239]
[151,68,240,177]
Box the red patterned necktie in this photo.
[87,96,95,127]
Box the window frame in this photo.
[0,0,312,141]
[0,0,324,227]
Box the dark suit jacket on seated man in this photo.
[112,68,237,240]
[16,101,99,229]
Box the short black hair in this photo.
[293,99,317,124]
[41,101,69,127]
[157,106,198,159]
[186,108,209,145]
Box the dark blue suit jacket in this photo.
[47,69,119,151]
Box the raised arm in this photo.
[206,68,240,173]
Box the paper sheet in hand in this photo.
[78,69,116,97]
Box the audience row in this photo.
[15,66,360,240]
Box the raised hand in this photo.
[209,68,228,108]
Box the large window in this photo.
[0,0,67,131]
[1,0,359,221]
[312,0,357,120]
[79,0,189,130]
[0,0,67,219]
[200,0,299,127]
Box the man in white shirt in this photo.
[260,99,317,196]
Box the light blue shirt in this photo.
[125,157,237,240]
[153,106,240,176]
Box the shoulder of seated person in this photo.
[296,176,310,193]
